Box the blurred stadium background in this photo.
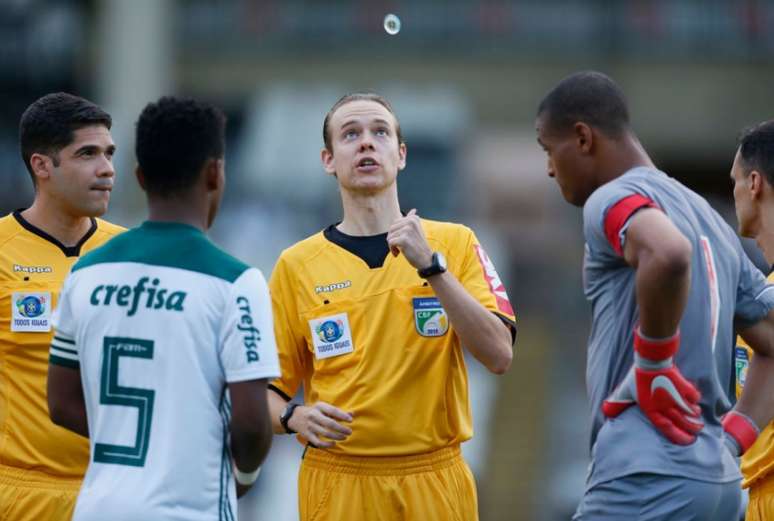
[2,1,773,519]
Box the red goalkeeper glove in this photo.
[602,328,704,445]
[722,410,759,457]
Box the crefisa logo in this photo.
[17,295,45,318]
[316,320,344,343]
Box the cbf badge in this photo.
[735,346,750,390]
[413,297,448,337]
[11,292,52,332]
[308,312,354,360]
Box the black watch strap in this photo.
[417,251,447,278]
[280,402,300,434]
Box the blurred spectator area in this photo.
[180,0,774,60]
[4,0,774,212]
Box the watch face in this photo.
[436,252,447,271]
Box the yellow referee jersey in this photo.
[269,218,516,456]
[0,211,124,477]
[736,271,774,489]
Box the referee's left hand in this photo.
[387,209,433,269]
[289,401,353,448]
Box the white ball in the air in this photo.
[384,14,401,35]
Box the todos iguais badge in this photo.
[12,292,52,332]
[309,312,354,360]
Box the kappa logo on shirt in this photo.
[308,312,354,359]
[11,291,52,332]
[315,280,352,294]
[13,264,53,274]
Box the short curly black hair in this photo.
[738,121,774,186]
[135,96,226,197]
[537,71,630,139]
[19,92,112,184]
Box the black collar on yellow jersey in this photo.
[324,224,390,269]
[13,209,97,257]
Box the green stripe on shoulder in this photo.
[73,221,249,282]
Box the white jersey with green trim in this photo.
[50,221,280,521]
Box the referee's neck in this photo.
[338,190,402,236]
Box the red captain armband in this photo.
[603,194,659,256]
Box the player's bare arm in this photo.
[622,208,692,337]
[268,390,352,448]
[47,364,89,437]
[603,207,703,445]
[387,209,513,375]
[229,378,273,496]
[734,314,774,434]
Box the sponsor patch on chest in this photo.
[11,291,51,332]
[308,312,354,359]
[413,297,448,337]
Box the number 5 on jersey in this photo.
[94,336,155,467]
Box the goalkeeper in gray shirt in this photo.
[536,71,774,520]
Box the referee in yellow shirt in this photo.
[730,120,774,521]
[267,93,517,520]
[0,93,124,520]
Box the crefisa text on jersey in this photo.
[89,277,187,316]
[236,296,261,362]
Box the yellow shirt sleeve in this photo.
[457,228,516,327]
[268,255,310,399]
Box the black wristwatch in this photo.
[417,252,447,278]
[280,402,300,434]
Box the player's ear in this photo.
[574,122,593,154]
[29,152,53,183]
[750,170,764,199]
[203,158,223,192]
[135,166,147,191]
[397,142,407,171]
[321,147,337,176]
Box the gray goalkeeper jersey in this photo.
[582,167,774,488]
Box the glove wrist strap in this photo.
[634,353,673,371]
[634,327,679,362]
[723,410,760,455]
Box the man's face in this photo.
[536,114,595,207]
[44,125,115,217]
[322,100,406,195]
[730,149,759,237]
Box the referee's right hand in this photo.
[289,402,353,448]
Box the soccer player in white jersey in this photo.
[47,96,280,521]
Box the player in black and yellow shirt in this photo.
[730,121,774,521]
[267,93,517,520]
[0,93,124,520]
